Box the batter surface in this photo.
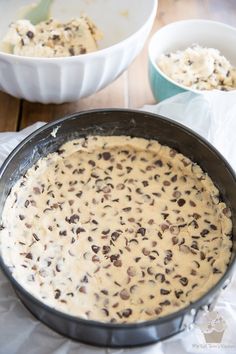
[0,136,232,323]
[158,44,236,91]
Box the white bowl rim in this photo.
[148,18,236,94]
[0,0,158,62]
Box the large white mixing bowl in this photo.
[0,0,157,103]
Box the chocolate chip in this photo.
[76,191,83,198]
[33,187,41,194]
[200,251,206,260]
[127,266,136,277]
[145,309,154,316]
[169,149,177,157]
[213,268,222,274]
[171,175,177,182]
[76,227,85,234]
[142,181,149,187]
[137,227,146,236]
[53,34,60,40]
[81,275,88,283]
[113,260,122,267]
[130,285,138,294]
[59,230,67,236]
[142,248,150,256]
[91,245,100,254]
[56,264,61,272]
[120,289,130,300]
[222,207,231,217]
[110,254,119,262]
[54,289,61,299]
[69,47,75,56]
[177,199,186,207]
[92,255,100,263]
[147,267,154,275]
[193,260,200,268]
[116,163,123,170]
[161,223,169,232]
[210,224,217,230]
[79,286,86,293]
[161,213,168,221]
[65,214,80,224]
[88,160,96,167]
[154,160,163,167]
[32,233,40,241]
[164,256,171,265]
[80,47,87,54]
[102,186,111,193]
[159,300,171,306]
[175,290,183,299]
[189,200,196,207]
[173,191,181,199]
[26,30,34,39]
[189,220,199,229]
[102,152,111,160]
[102,308,109,316]
[111,231,120,241]
[102,245,111,254]
[24,200,30,208]
[154,175,160,182]
[193,213,201,220]
[122,207,131,212]
[200,229,209,237]
[163,180,171,186]
[122,308,132,318]
[179,277,188,286]
[160,289,171,295]
[155,273,165,282]
[101,289,108,295]
[155,307,162,315]
[172,236,179,245]
[25,252,33,260]
[116,183,125,190]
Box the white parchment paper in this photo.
[0,92,236,354]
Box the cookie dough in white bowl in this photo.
[0,0,157,103]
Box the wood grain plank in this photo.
[20,72,127,129]
[157,0,207,26]
[0,92,20,132]
[127,13,159,108]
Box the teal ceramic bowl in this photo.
[148,19,236,102]
[148,59,186,101]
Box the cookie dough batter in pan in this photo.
[0,136,232,323]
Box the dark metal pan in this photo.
[0,109,235,347]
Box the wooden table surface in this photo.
[0,0,235,132]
